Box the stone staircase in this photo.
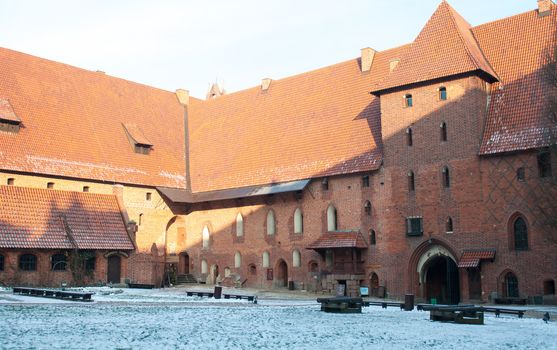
[176,274,197,284]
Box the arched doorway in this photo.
[424,256,460,304]
[179,252,190,274]
[275,259,288,288]
[370,272,379,297]
[107,255,121,284]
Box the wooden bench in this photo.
[426,305,484,325]
[13,287,92,302]
[363,301,405,310]
[494,297,527,305]
[55,291,93,301]
[186,291,214,298]
[483,307,525,318]
[317,297,363,313]
[128,283,155,289]
[223,294,257,303]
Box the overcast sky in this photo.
[0,0,536,98]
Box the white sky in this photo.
[0,0,536,98]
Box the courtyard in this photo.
[0,287,555,349]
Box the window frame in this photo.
[404,94,413,108]
[406,217,423,237]
[51,253,67,271]
[19,254,37,271]
[516,167,526,182]
[406,128,413,146]
[440,122,448,142]
[442,166,450,188]
[408,171,415,192]
[537,149,552,178]
[438,86,448,101]
[513,216,528,251]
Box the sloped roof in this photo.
[457,249,496,268]
[372,1,498,94]
[306,231,368,250]
[0,47,190,188]
[475,6,557,154]
[188,45,409,192]
[0,185,134,250]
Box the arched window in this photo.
[408,171,415,192]
[294,208,303,234]
[327,205,337,231]
[504,272,519,298]
[19,254,37,271]
[513,217,528,250]
[249,264,257,275]
[236,213,244,237]
[364,201,372,216]
[404,94,413,107]
[234,252,242,268]
[266,210,276,235]
[370,230,376,245]
[51,253,67,271]
[0,254,4,271]
[262,251,270,268]
[292,249,301,268]
[201,259,208,274]
[224,267,231,277]
[439,86,447,101]
[202,226,210,248]
[446,217,454,233]
[440,122,447,142]
[406,128,413,146]
[442,166,450,188]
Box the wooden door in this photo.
[107,255,121,284]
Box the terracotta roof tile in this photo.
[306,231,368,250]
[0,185,134,250]
[372,1,498,94]
[457,249,496,268]
[475,6,557,154]
[0,48,188,188]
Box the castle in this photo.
[0,1,556,304]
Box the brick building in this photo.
[0,1,556,303]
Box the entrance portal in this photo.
[275,259,288,287]
[180,253,190,274]
[107,255,121,284]
[424,256,460,304]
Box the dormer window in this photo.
[404,94,413,108]
[438,87,447,101]
[0,99,22,133]
[122,123,153,155]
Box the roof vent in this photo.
[538,0,553,17]
[360,47,376,72]
[261,78,272,91]
[206,82,225,99]
[0,99,22,133]
[175,89,190,106]
[122,123,153,155]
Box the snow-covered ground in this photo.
[0,287,555,349]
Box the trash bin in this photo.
[214,286,222,299]
[404,294,415,311]
[431,297,437,305]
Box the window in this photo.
[362,175,370,188]
[139,213,143,226]
[370,230,376,245]
[406,217,423,236]
[134,144,151,155]
[504,272,519,298]
[408,171,415,192]
[322,177,329,191]
[51,253,67,271]
[294,208,303,234]
[440,122,447,142]
[146,192,152,201]
[293,250,301,268]
[406,128,413,146]
[446,217,454,233]
[19,254,37,271]
[236,213,244,237]
[364,201,372,216]
[544,280,556,295]
[249,264,257,275]
[513,217,528,250]
[404,94,413,107]
[7,178,14,186]
[262,251,270,268]
[234,252,241,268]
[201,259,208,274]
[202,226,210,248]
[85,256,96,272]
[83,186,90,192]
[224,267,231,277]
[0,254,4,271]
[442,166,450,188]
[439,87,447,101]
[516,167,525,182]
[537,149,552,178]
[325,249,333,267]
[266,210,276,235]
[47,182,54,189]
[327,205,337,231]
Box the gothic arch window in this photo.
[201,259,208,274]
[236,213,244,237]
[327,205,337,231]
[370,230,376,245]
[202,226,210,249]
[262,251,270,268]
[504,272,519,298]
[294,208,303,234]
[292,249,301,268]
[408,171,415,192]
[446,217,453,233]
[513,216,528,250]
[442,166,450,188]
[51,253,67,271]
[267,210,276,236]
[406,128,413,146]
[440,122,447,142]
[234,252,241,268]
[438,86,447,101]
[364,201,372,216]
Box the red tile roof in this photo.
[475,6,557,154]
[457,249,496,268]
[306,231,368,250]
[372,1,498,94]
[188,45,409,192]
[0,47,190,188]
[0,185,134,250]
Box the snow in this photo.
[0,287,555,349]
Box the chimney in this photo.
[360,47,376,73]
[175,89,190,106]
[261,78,272,91]
[538,0,553,17]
